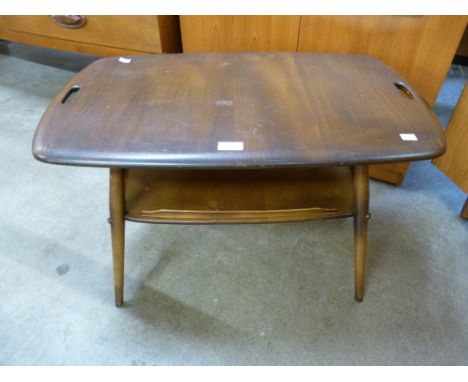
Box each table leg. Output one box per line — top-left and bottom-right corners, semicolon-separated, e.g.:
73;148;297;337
353;165;369;302
109;168;125;307
461;198;468;220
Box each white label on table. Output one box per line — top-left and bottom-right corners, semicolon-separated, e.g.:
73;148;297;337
399;133;418;141
217;141;244;151
118;57;132;64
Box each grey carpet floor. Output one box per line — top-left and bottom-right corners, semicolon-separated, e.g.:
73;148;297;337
0;41;467;365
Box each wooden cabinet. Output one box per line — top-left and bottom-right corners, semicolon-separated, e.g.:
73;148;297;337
180;15;467;185
0;16;181;55
433;83;468;217
180;16;301;52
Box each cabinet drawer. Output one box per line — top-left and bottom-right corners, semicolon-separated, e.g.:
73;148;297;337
1;16;174;54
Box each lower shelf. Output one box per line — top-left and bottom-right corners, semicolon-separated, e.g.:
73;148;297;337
125;167;355;224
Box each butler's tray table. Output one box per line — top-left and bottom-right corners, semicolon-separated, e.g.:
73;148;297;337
32;53;445;306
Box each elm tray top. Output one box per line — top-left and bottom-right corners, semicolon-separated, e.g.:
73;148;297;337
32;52;445;169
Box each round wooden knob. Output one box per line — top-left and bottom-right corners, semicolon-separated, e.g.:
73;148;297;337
50;15;87;29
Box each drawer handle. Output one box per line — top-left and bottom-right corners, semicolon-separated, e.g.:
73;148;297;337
50;15;87;29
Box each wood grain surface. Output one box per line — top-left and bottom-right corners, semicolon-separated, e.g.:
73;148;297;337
0;15;181;55
433;83;468;194
32;52;445;169
298;16;467;106
180;16;301;52
125;167;354;224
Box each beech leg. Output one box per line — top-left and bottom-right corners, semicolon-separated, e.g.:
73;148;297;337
353;165;369;302
109;168;125;307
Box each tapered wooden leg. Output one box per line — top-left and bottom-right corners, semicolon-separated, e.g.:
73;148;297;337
461;198;468;220
109;168;125;307
353;165;369;302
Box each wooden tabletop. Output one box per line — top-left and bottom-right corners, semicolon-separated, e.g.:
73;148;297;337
32;52;445;168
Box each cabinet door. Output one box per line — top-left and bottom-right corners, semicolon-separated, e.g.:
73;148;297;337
298;16;467;184
433;83;468;195
180;16;301;52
